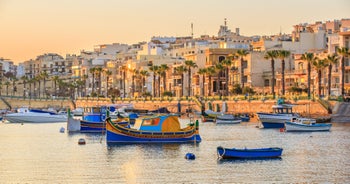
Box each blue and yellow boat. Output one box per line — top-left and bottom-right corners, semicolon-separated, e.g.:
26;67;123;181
106;115;201;144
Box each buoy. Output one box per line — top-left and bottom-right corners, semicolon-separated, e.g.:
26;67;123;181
279;128;285;132
78;138;86;145
185;153;196;160
59;127;65;133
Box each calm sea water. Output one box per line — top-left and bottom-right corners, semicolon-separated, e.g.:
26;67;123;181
0;118;349;183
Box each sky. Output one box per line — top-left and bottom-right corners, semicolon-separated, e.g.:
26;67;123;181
0;0;349;64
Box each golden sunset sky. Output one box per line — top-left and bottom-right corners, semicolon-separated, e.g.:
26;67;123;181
1;0;349;63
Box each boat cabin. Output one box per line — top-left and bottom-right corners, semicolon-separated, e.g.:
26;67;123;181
133;115;181;132
272;104;294;114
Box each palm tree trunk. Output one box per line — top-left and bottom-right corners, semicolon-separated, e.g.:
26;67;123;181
271;59;275;99
328;65;332;96
226;67;229;96
209;76;212;96
318;70;322;97
341;57;345;95
281;59;285;95
307;62;311;99
241;58;245;89
202;75;205;96
188;69;191;96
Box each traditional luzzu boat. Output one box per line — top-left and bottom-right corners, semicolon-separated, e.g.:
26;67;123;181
285;117;332;132
106;114;201;144
257;99;299;128
217;146;283;159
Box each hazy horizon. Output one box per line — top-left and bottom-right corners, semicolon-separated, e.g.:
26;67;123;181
1;0;349;64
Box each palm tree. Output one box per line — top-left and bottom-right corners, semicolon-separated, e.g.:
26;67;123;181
277;50;291;95
95;67;103;96
51;76;60;97
159;64;169;93
140;70;149;95
34;74;42;98
174;65;188;97
81;74;88;97
325;54;339;96
104;70;112;97
337;47;349;96
40;71;49;97
75;79;85;98
89;67;96;95
301;52;318;99
11;77;18;96
184;60;198;96
264;50;279;99
120;66;128;98
215;63;224;96
206;66;216;96
5;81;10;96
197;68;207;96
221;59;232;96
236;49;249;89
20;76;28;97
312;58;329;97
149;65;159;97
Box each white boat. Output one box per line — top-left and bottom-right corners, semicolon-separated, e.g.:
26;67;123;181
215;114;242;124
285;117;332;132
257;104;299;128
4;107;67;123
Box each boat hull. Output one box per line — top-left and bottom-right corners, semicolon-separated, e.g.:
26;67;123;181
257;113;297;128
216;119;241;124
5;113;67;123
106;118;201;144
217;146;283;159
285;122;332;132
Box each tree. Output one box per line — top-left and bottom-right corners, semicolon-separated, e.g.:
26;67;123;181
20;76;28;97
89;67;96;95
206;66;216;96
325;54;339;96
149;65;159;97
215;63;224;96
197;68;207;96
236;49;249;89
104;70;112;97
174;65;188;97
264;50;278;98
337;47;349;96
140;70;149;95
312;58;328;97
277;50;291;95
184;60;198;96
301;52;318;99
40;71;49;97
120;66;128;98
51;76;60;97
221;59;232;96
159;64;169;94
95;67;103;96
5;81;10;96
11;77;18;96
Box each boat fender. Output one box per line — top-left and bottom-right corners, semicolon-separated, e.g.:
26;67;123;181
185;153;196;160
59;127;65;133
78;138;86;145
279;128;285;132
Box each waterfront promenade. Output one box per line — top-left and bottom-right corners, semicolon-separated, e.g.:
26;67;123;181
0;96;335;117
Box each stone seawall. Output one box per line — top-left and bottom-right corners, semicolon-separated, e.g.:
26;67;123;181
0;97;331;116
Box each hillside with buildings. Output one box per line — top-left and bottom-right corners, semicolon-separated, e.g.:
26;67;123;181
0;18;350;103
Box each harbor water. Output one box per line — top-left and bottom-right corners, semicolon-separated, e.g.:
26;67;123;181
0;119;349;183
